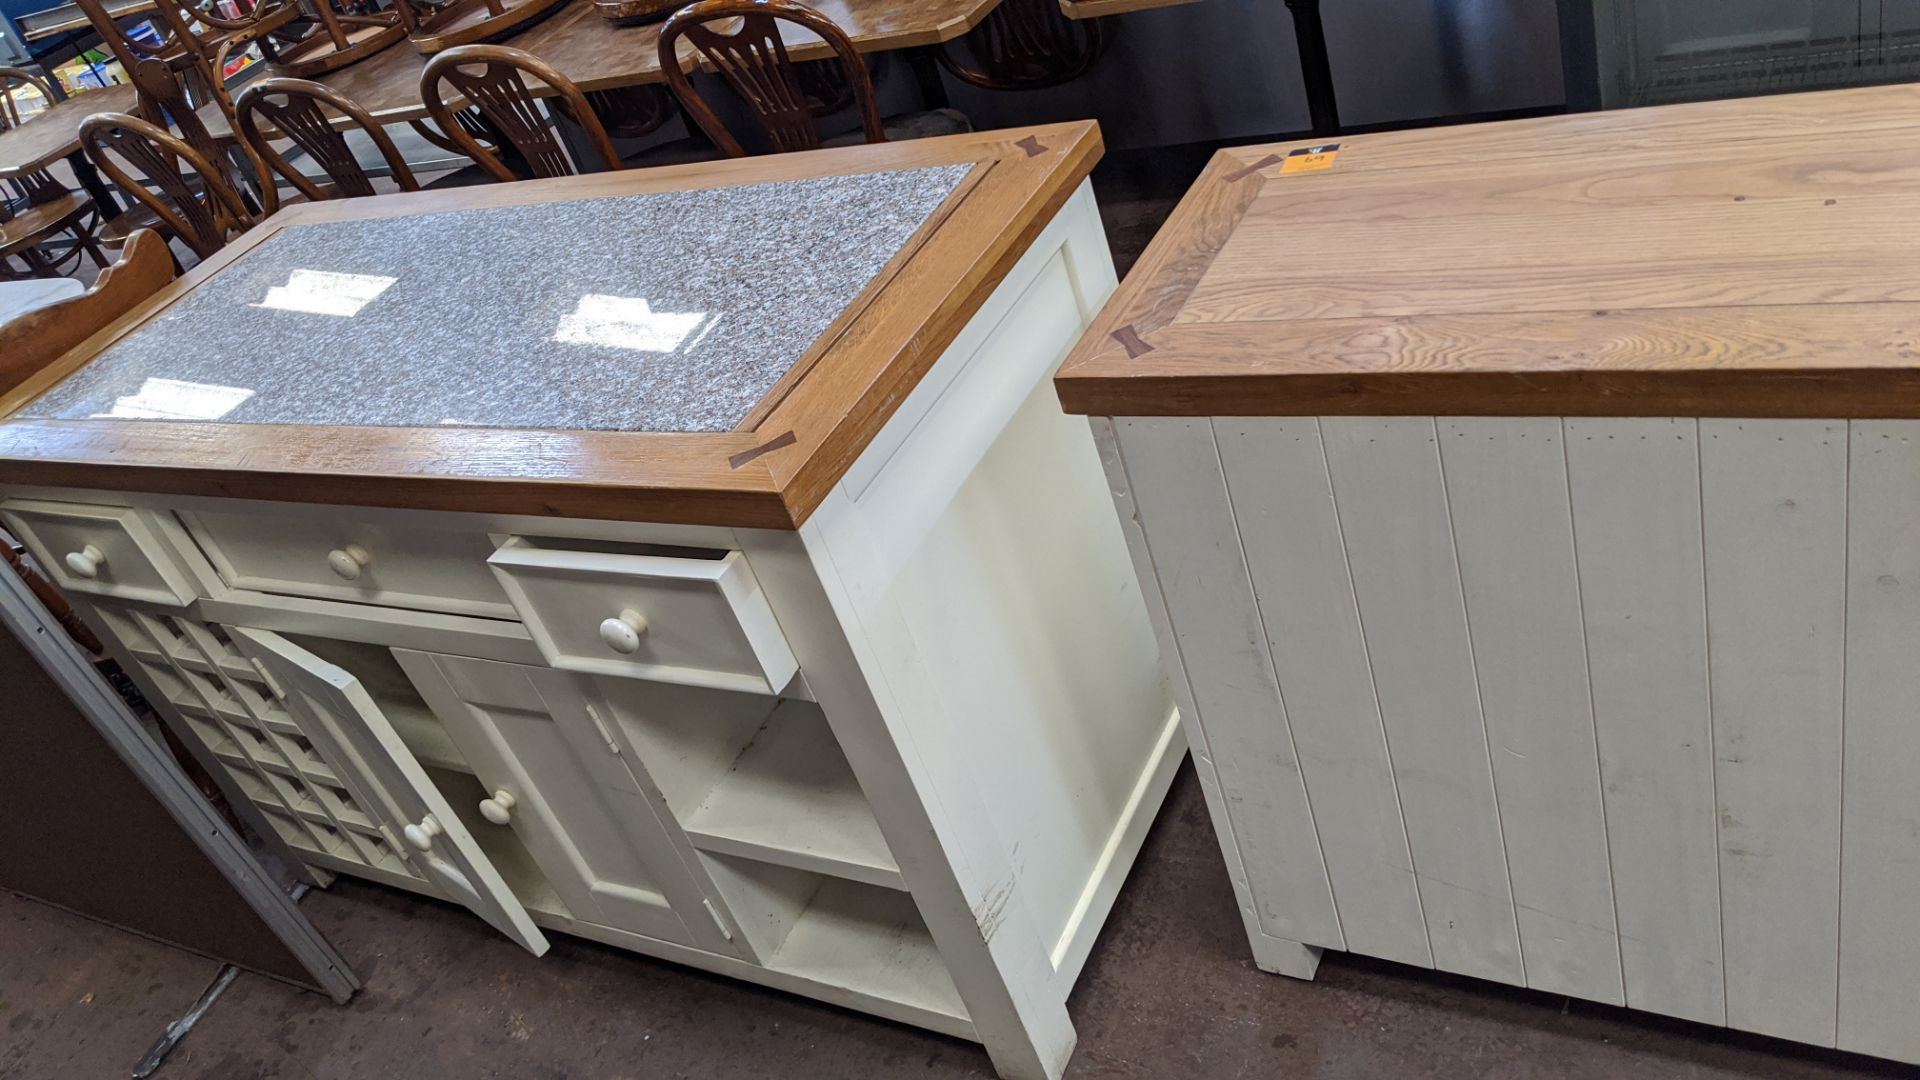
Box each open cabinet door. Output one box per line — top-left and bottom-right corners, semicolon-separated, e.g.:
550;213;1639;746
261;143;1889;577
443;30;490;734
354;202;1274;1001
229;627;550;957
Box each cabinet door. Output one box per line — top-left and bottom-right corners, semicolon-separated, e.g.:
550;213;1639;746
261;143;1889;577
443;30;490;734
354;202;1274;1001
231;628;549;956
394;650;739;955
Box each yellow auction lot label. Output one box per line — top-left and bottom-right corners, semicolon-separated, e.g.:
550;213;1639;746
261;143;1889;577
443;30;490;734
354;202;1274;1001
1279;143;1340;173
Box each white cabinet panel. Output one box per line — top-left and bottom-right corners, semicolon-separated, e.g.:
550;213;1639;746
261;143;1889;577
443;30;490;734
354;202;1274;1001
230;628;549;955
1564;418;1725;1027
396;650;740;956
1699;420;1845;1048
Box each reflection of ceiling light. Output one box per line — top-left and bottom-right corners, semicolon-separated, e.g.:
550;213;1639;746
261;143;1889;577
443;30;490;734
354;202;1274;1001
254;269;397;317
91;377;254;420
553;295;705;352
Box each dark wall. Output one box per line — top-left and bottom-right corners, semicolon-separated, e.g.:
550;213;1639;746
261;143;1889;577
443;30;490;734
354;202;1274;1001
933;0;1566;151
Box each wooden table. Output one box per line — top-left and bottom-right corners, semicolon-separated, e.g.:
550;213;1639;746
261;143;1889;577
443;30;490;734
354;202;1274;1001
0;82;138;213
17;0;157;41
0;124;1182;1080
1056;83;1920;1068
200;0;1004;140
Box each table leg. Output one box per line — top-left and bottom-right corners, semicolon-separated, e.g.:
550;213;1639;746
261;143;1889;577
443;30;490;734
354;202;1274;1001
905;46;951;112
1283;0;1340;136
66;148;121;216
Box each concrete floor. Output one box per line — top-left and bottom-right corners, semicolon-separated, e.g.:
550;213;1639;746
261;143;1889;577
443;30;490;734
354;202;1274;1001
2;765;1907;1079
3;147;1913;1080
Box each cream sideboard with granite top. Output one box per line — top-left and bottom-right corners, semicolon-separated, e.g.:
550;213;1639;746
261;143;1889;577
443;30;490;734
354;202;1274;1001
0;124;1178;1080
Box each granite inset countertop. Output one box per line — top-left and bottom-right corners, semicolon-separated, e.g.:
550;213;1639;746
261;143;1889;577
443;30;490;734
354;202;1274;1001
23;164;972;433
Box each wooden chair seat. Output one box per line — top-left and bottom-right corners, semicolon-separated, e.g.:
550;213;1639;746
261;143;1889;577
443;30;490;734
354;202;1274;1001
0;194;94;261
97;202;167;249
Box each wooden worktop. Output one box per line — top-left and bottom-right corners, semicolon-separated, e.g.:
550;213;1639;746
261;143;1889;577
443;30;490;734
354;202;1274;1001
1054;83;1920;419
0;123;1100;528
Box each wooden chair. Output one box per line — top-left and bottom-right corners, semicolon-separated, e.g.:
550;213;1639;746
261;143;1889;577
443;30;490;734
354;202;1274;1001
0;68;108;279
937;0;1109;91
0;65;51;130
0;228;173;396
71;0;278;108
659;0;968;157
658;0;885;156
420;45;622;182
80;110;257;259
236;78;419;203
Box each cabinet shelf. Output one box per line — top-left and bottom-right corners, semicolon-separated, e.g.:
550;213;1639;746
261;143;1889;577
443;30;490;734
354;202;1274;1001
684;702;904;890
765;879;967;1026
383;699;473;774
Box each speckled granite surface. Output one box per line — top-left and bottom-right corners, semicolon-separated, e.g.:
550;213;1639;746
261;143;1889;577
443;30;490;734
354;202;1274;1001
23;165;972;432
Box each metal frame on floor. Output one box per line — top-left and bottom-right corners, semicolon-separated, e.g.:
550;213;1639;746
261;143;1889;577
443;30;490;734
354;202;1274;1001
0;558;359;1005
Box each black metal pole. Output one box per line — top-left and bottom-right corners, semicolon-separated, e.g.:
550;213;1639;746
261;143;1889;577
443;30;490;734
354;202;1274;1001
1284;0;1339;136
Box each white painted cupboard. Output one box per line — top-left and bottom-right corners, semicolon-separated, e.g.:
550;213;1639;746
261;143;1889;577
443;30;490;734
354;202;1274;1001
1053;94;1920;1066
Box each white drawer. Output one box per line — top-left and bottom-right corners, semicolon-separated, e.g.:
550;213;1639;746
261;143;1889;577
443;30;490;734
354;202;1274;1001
182;509;516;619
487;538;798;695
1;500;199;607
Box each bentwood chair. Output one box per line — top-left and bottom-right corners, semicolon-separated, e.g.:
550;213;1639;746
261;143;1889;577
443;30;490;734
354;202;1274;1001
937;0;1110;91
236;79;420;203
0;228;173;396
0;69;109;279
80;110;257;260
421;45;623;182
71;0;293;109
659;0;968;158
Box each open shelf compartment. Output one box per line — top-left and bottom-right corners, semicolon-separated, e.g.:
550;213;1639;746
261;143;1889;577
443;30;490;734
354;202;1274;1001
700;853;967;1029
682;701;904;890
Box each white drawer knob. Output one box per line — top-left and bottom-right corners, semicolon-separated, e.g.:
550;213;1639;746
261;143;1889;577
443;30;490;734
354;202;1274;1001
598;610;648;654
64;544;106;579
479;790;516;825
402;813;444;852
327;544;372;582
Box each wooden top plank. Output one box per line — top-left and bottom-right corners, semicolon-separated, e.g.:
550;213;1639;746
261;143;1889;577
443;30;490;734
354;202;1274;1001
1053;83;1920;418
0;123;1102;528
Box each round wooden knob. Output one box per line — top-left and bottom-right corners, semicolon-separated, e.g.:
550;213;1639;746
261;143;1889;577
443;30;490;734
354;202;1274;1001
479;790;516;825
327;544;372;582
402;814;444;852
64;544;106;579
598;610;648;654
